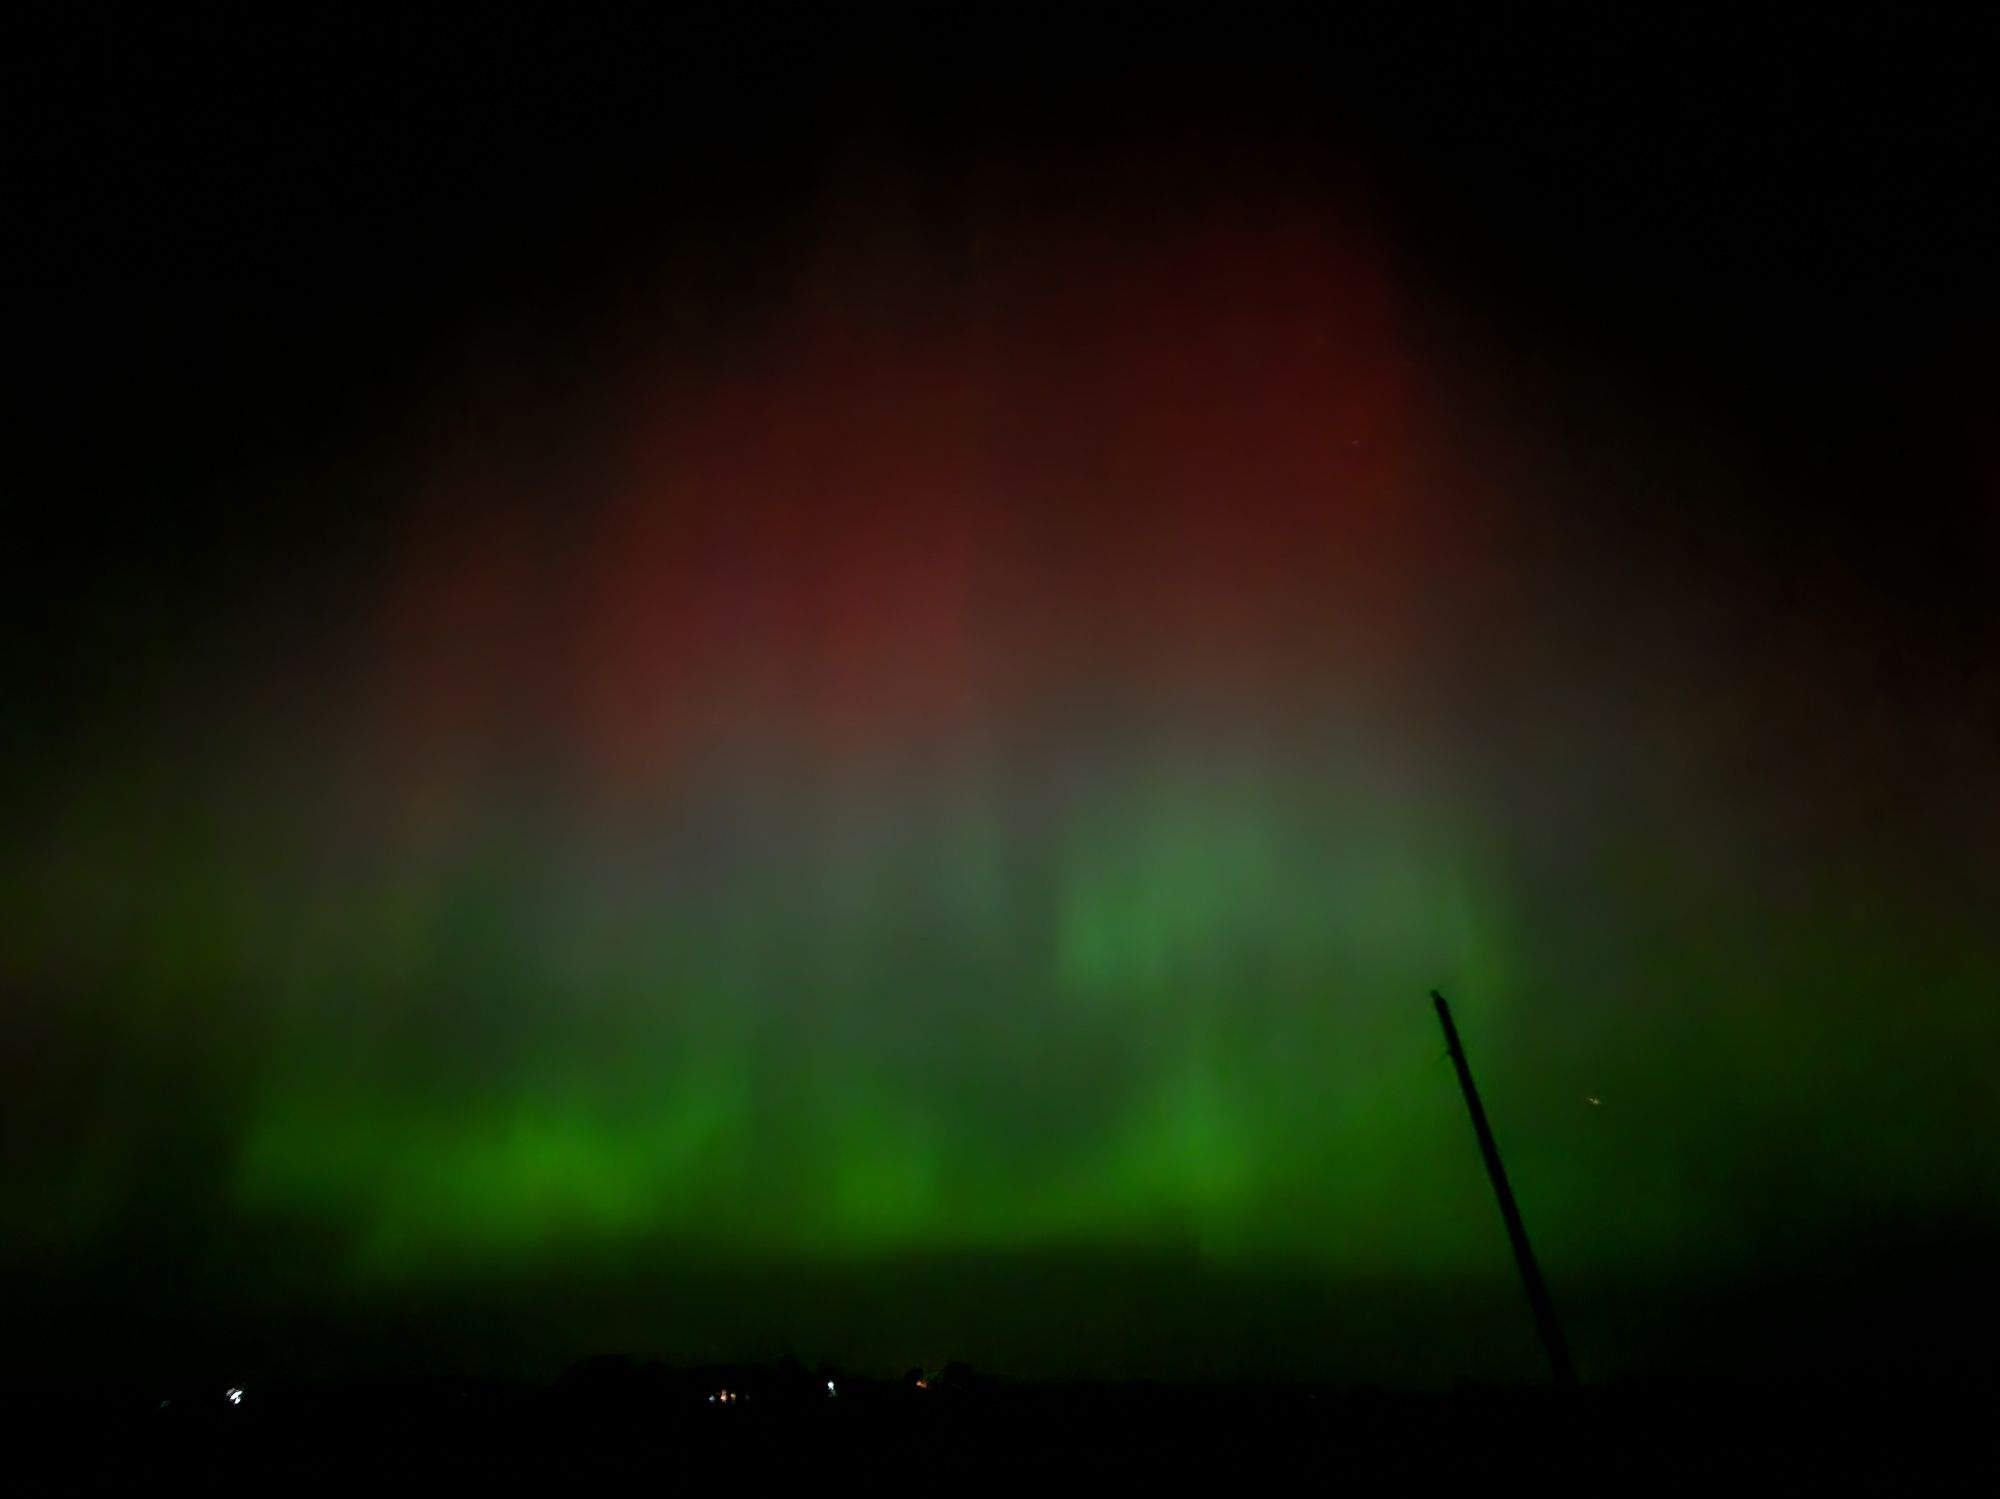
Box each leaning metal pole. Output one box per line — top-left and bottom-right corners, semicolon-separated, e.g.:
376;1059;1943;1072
1431;989;1578;1387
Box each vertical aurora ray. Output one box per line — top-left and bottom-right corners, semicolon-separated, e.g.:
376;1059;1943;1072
209;175;1529;1279
7;126;1997;1384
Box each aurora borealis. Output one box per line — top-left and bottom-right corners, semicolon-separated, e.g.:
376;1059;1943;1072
8;17;1998;1389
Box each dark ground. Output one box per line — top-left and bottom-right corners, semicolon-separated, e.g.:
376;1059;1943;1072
15;1362;1998;1485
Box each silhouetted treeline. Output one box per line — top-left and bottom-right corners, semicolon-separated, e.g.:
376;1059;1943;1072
12;1359;1998;1486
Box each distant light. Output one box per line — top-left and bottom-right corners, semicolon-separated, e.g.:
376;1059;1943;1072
226;1388;244;1406
826;1380;837;1396
915;1378;928;1390
1587;1096;1602;1106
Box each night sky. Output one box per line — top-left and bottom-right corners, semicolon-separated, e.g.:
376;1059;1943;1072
8;15;1997;1390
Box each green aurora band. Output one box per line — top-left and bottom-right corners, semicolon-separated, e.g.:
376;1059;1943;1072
5;173;1996;1380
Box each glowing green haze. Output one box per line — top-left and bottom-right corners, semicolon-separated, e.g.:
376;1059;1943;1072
6;157;1997;1387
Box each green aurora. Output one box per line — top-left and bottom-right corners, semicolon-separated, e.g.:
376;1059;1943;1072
6;126;1997;1387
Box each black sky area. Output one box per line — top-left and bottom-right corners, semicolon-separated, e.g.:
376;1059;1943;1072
7;11;1998;1394
19;12;1995;610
